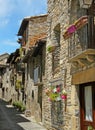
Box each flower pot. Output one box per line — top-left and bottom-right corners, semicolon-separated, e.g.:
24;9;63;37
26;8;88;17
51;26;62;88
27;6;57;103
63;30;73;40
67;25;76;33
47;45;55;52
74;16;88;30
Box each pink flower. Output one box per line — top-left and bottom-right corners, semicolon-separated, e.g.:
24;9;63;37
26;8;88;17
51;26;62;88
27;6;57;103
67;25;76;33
56;87;60;92
48;97;51;101
61;95;67;100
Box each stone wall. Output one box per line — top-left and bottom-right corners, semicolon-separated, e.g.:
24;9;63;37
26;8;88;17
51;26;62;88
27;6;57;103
25;45;47;122
44;0;80;130
24;14;47;115
29;15;47;36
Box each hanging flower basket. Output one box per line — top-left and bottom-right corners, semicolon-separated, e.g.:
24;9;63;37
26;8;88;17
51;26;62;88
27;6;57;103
45;86;67;101
67;24;76;33
47;45;56;53
63;25;76;40
74;16;88;30
63;16;88;40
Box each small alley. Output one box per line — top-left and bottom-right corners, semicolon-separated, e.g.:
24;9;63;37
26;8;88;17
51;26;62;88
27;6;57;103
0;1;95;130
0;99;46;130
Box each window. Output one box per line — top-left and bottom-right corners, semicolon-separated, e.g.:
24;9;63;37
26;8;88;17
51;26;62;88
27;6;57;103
51;101;63;128
50;84;63;128
52;24;60;74
84;86;93;121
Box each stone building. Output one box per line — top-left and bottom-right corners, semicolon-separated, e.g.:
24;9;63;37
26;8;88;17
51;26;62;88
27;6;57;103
6;49;24;103
44;0;95;130
0;53;9;100
17;14;47;122
1;1;94;130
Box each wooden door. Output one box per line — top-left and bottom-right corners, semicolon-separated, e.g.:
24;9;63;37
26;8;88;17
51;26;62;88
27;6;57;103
80;82;95;130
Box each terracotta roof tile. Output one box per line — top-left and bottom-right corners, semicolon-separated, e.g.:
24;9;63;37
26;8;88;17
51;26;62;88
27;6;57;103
29;33;47;47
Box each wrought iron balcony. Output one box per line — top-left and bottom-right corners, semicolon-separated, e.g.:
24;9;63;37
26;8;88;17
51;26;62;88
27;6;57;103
68;15;95;73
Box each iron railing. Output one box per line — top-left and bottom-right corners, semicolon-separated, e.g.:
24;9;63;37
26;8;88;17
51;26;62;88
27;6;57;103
68;16;95;59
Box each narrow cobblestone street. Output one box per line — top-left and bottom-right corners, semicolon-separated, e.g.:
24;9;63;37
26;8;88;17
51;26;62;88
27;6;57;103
0;99;47;130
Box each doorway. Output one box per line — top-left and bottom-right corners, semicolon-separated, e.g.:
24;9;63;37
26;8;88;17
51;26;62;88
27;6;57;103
38;85;42;121
80;82;95;130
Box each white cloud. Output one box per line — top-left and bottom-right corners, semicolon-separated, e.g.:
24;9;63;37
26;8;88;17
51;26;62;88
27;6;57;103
0;0;47;54
1;39;19;47
0;19;9;27
0;0;14;18
0;0;47;20
13;0;47;16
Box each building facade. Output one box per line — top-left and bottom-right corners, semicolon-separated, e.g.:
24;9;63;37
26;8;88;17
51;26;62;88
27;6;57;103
17;14;47;122
0;53;9;100
6;49;24;103
44;0;95;130
0;1;94;130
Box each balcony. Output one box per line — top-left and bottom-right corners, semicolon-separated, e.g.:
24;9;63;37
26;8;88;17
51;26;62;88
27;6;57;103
68;16;95;73
34;66;42;85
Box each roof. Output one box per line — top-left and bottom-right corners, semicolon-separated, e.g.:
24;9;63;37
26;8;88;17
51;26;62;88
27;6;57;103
22;38;46;62
7;49;20;64
29;33;47;47
7;53;15;63
0;53;9;61
17;14;47;36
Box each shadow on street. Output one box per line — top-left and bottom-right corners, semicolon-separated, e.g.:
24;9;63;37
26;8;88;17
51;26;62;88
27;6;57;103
0;99;31;130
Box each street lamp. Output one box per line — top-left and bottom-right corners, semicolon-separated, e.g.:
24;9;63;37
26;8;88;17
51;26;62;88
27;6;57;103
79;0;93;8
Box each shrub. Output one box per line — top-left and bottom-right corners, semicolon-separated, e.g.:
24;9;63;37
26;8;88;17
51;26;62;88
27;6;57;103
12;101;26;112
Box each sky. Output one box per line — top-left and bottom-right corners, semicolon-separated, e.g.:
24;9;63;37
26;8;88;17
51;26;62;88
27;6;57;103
0;0;47;55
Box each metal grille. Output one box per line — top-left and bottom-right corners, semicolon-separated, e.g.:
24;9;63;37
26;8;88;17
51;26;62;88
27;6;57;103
51;84;63;130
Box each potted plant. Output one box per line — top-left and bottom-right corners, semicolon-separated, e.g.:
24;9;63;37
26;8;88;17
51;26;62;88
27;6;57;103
67;24;76;33
45;86;61;101
74;16;88;30
45;86;67;101
47;45;56;52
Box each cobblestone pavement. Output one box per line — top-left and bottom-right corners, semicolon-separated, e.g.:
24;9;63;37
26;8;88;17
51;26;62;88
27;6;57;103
0;99;47;130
